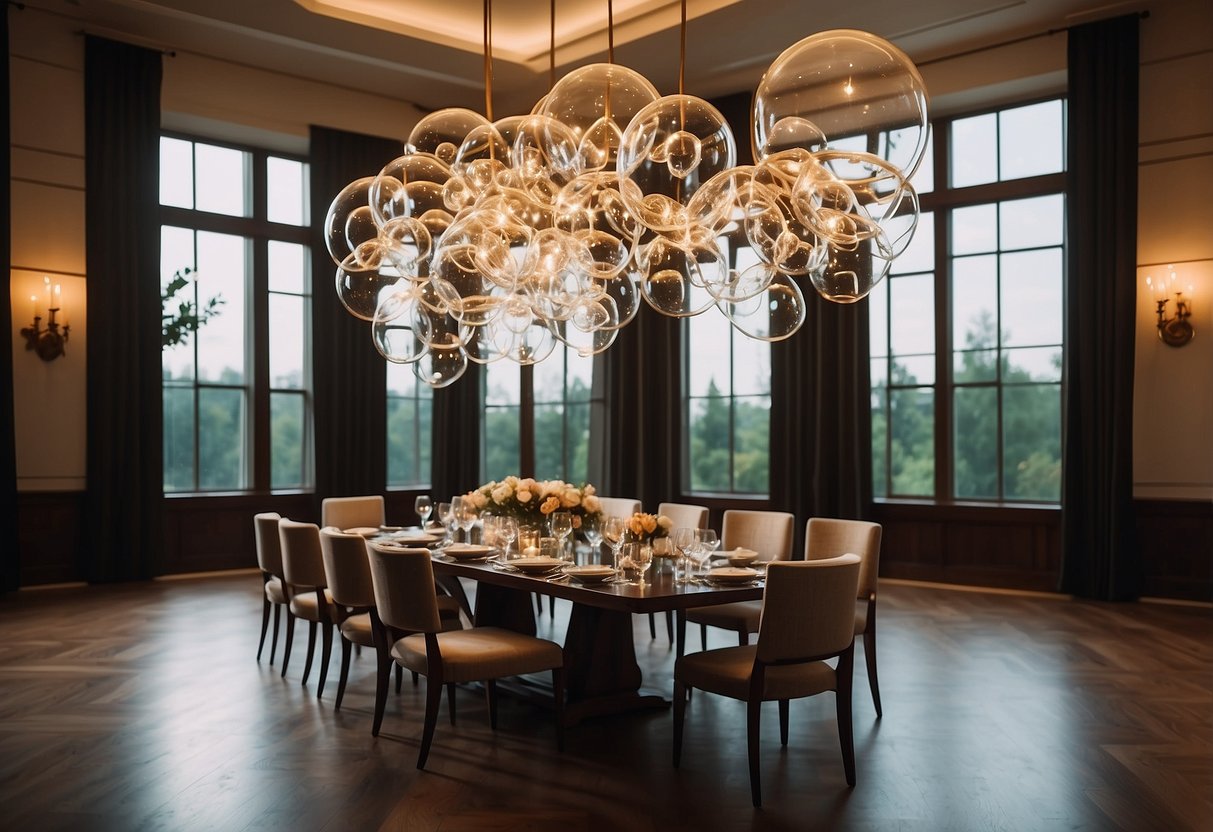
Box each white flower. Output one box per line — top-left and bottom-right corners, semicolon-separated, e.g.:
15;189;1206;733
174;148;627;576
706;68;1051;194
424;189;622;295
583;495;601;513
491;483;511;504
583;483;596;496
517;489;533;504
657;515;673;530
472;492;487;508
562;488;582;508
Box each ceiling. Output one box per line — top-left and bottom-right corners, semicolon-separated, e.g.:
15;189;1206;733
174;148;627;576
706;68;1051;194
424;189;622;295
44;0;1142;114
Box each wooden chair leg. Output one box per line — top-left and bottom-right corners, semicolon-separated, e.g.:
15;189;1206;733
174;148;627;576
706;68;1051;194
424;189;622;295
485;679;498;729
552;667;565;752
417;672;444;769
747;697;763;807
334;635;353;711
664;610;674;643
280;613;296;677
864;629;882;718
300;621;317;686
395;664;403;693
738;629;748;647
372;652;392;737
317;622;334;698
838;646;857;786
535;593;543;615
411;670;419;686
648;612;657;639
672;681;688;767
447;683;458;725
257;596;272;660
779;699;790;746
269;604;282;665
700;623;708;650
548;595;555;617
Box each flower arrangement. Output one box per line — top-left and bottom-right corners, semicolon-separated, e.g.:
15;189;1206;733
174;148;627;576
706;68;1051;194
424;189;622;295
624;512;673;544
465;477;602;529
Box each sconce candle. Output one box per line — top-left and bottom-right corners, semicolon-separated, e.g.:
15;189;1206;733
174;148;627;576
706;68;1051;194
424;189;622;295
1146;265;1194;347
20;277;70;361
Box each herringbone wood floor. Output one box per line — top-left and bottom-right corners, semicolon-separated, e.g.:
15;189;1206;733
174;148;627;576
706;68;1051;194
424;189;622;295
1;574;1209;831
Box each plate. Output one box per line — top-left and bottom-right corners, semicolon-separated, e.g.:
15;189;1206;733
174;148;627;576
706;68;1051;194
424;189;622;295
378;525;404;533
343;527;380;538
726;548;759;567
510;556;566;574
706;566;760;584
443;543;495;560
562;565;616;584
392;531;439;544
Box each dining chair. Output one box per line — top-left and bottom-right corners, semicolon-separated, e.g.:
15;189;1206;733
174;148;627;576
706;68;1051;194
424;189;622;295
683;509;795;651
278;518;344;697
654;502;710;642
804;517;884;718
674;553;862;807
321;495;385;531
366;543;566;769
253;511;287;663
319;528;465;715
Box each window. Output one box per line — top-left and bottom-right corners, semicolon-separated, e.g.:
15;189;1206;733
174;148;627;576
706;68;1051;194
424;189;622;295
870;99;1066;504
386;363;433;488
160;136;311;493
684;245;772;496
480;347;599;484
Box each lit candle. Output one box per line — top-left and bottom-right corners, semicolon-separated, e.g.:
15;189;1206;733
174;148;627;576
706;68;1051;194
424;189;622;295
30;294;38;320
53;283;61;312
522;545;539;559
43;276;51;313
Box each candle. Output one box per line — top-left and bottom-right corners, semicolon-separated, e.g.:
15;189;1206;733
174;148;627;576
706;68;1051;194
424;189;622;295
43;276;51;314
30;294;38;320
52;283;61;311
522;546;539;559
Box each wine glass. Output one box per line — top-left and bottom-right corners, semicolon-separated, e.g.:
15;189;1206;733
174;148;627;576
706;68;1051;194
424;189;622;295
449;496;466;542
582;514;604;562
456;499;478;543
602;516;627;582
550;511;574;562
415;495;433;528
694;528;719;577
671;527;695;584
436;501;453;543
624;542;652;586
497;516;518;557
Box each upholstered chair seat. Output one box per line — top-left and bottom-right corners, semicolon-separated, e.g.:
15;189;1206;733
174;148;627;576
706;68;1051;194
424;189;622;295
392;628;563;682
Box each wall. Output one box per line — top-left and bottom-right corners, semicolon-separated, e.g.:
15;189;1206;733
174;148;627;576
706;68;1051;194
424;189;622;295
8;2;1212;594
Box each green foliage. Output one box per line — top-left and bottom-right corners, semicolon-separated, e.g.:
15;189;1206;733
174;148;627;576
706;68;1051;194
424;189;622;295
162;267;225;349
687;380;770;494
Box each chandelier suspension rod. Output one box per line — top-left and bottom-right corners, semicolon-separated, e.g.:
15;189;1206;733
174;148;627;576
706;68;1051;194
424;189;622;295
482;0;494;121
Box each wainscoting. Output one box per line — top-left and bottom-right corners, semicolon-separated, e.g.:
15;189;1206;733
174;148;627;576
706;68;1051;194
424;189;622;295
13;493;1213;601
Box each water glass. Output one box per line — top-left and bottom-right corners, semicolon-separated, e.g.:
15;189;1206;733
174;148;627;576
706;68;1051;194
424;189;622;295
414;495;433;527
497;516;518;557
582;514;603;560
671;527;695;584
436;501;453;542
550;511;574;561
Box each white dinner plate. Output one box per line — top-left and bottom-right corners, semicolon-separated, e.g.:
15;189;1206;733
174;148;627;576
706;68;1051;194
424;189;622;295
510;556;566;574
392;531;439;544
343;527;380;538
562;565;616;584
442;543;495;560
706;566;760;585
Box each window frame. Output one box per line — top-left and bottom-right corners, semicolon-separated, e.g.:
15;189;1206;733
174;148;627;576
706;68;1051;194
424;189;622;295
159;132;313;495
871;96;1067;506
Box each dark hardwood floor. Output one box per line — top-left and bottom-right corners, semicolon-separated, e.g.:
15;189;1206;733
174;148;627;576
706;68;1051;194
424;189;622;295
1;574;1210;831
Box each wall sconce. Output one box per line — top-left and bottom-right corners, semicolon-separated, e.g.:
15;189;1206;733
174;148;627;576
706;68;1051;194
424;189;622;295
20;276;70;361
1145;265;1194;348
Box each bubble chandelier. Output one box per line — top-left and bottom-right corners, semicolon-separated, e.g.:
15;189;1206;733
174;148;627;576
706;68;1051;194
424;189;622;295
324;0;929;387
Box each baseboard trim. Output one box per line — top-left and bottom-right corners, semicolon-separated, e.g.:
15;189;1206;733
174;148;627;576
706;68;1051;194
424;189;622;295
881;577;1071;600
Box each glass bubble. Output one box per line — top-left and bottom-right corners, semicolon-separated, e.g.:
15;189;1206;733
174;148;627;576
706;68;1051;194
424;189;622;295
324;177;378;269
378;216;432;279
618;95;736;234
372;289;431;363
413;344;468;387
370;153;451;226
541;63;659;172
408;108;492;165
753;29;929;178
719;271;806;341
686;166;771;236
704;259;777;304
454;122;510;173
335;265;404;321
590;273;640;330
463;320;509;364
510;114;580;185
494;319;556;365
549;300;620;357
808;238;892;303
636;237;720;317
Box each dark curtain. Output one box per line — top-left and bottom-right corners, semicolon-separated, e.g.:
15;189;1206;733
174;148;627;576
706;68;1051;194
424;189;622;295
308;126;400;509
769;289;872;557
430;364;482;502
83;36;163;582
1060;15;1141;600
1;5;19;592
599;304;681;509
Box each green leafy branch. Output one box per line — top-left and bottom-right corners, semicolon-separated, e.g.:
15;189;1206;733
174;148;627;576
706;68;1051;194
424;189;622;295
162;267;225;349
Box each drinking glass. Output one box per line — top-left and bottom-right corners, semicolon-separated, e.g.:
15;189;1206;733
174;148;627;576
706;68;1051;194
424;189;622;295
624;542;652;586
481;514;499;548
671;527;695;584
414;495;433;527
436;501;453;543
690;528;718;577
456;499;478;542
550;511;574;562
603;516;627;582
449;496;465;542
497;516;518;557
582;513;604;562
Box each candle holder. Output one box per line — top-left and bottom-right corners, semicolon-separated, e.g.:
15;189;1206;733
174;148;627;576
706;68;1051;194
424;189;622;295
1146;266;1195;348
20;307;70;361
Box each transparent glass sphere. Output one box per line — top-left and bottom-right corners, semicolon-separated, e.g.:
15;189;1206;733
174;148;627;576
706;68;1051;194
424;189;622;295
753;29;929;178
378;216;432;280
510;114;580;185
413;344;468;387
719;271;806;341
808;238;892;303
541;63;660;172
495;319;556;366
372;289;431;363
336;265;404;322
588;272;640;331
617;94;736;235
636;237;721;317
370;153;451;227
408;108;492;165
324;177;379;270
453;123;510;177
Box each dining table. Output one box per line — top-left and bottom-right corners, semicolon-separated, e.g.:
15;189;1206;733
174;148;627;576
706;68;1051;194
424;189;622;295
426;551;764;726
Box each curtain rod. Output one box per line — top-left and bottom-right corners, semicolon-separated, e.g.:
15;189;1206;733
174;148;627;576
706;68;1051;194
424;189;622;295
916;9;1148;68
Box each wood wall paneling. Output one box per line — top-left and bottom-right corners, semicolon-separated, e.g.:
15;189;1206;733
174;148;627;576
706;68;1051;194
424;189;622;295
1136;498;1213;601
16;491;85;585
159;493;314;576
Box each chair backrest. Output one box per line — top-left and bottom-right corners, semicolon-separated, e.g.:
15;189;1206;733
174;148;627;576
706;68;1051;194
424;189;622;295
722;510;795;561
253;511;283;576
366;544;443;634
658;502;709;531
805;517;882;600
321;495;385;530
598;496;642;520
278;518;328;588
756;554;861;663
320;527;376;608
